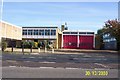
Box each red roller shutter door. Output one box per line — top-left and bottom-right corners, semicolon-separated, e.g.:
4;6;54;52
79;35;94;49
63;35;77;49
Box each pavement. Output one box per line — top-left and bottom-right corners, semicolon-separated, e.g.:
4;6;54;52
55;49;118;53
4;48;119;54
2;67;119;78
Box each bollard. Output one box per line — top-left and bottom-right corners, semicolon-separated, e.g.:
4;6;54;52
11;45;13;52
38;47;40;53
45;47;47;53
52;48;54;53
30;47;32;53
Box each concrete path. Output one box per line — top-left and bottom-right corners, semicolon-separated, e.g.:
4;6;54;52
2;67;119;78
4;48;118;54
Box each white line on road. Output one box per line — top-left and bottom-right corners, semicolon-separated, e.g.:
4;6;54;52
39;67;55;69
94;63;108;68
83;55;92;57
65;68;80;69
24;61;31;62
29;57;35;58
9;66;16;67
7;66;81;70
6;60;17;62
39;62;56;63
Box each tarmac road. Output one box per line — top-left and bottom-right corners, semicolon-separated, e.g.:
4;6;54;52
1;52;119;79
2;52;119;69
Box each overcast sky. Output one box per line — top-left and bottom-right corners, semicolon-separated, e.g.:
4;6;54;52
2;2;118;33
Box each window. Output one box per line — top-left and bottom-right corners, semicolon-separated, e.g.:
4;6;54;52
28;30;33;35
45;29;50;35
86;32;94;34
51;30;56;35
79;32;86;34
34;30;38;35
71;32;77;34
63;32;70;34
22;30;27;35
39;30;44;35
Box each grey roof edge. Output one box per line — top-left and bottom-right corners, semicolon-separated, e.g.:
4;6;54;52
22;26;58;28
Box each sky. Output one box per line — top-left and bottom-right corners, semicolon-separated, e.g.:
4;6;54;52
2;2;118;33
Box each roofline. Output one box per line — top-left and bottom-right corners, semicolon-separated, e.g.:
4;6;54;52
22;27;58;28
62;30;94;32
1;20;22;29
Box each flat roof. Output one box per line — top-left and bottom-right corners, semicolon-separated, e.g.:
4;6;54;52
63;30;94;32
1;21;22;29
22;26;58;28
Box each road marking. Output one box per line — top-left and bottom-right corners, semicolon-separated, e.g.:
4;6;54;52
94;68;110;70
6;60;16;62
24;61;31;62
94;63;108;68
29;57;35;58
65;68;79;69
39;67;54;69
73;58;79;60
39;62;56;63
84;55;92;57
9;66;16;67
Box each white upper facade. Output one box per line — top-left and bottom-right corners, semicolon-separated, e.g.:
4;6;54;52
62;30;94;35
22;27;58;39
0;21;22;40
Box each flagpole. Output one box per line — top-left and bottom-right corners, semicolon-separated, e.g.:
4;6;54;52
0;0;4;51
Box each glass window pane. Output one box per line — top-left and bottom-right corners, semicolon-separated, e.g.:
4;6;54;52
63;32;70;34
79;32;86;34
71;32;77;34
28;30;33;35
34;30;38;35
51;30;56;35
39;30;44;35
86;32;94;34
23;30;27;35
45;29;50;35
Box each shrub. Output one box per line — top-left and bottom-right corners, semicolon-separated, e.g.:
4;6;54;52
34;42;38;48
38;42;44;48
2;42;7;51
46;44;50;49
22;41;39;48
22;41;30;48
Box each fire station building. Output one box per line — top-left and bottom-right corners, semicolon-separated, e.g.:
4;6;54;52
1;21;95;50
62;30;95;49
